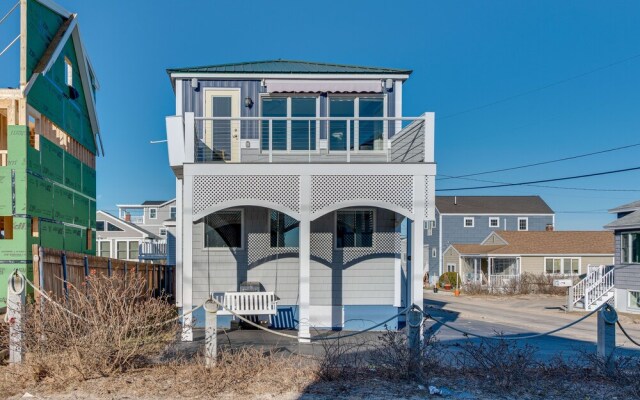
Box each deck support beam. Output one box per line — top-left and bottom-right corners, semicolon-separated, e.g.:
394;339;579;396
181;175;194;341
298;175;311;343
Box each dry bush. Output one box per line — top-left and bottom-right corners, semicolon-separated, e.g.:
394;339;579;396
17;273;179;385
316;334;371;381
454;338;538;391
465;273;570;296
462;281;487;295
370;328;440;381
580;352;640;398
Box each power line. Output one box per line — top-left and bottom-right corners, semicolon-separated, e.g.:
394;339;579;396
437;142;640;181
438;174;640;192
439;51;640;121
0;2;19;25
436;166;640;192
0;34;19;57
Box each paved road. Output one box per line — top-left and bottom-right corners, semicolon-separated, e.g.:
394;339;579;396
423;291;640;359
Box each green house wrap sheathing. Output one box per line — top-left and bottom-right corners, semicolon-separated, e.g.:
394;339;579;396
26;0;96;154
0;2;99;308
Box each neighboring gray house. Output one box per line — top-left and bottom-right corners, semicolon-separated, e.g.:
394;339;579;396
424;196;555;284
96;211;161;261
605;200;640;314
164;60;436;342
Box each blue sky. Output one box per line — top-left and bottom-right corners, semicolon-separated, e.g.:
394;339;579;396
1;0;639;229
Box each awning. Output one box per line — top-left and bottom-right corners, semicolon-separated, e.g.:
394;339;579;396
265;79;383;93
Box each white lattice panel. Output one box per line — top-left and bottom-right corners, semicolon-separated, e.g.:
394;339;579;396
310;231;401;265
311;175;413;215
193;175;300;215
247;232;299;265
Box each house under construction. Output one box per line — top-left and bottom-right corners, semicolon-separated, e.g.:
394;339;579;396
0;0;101;307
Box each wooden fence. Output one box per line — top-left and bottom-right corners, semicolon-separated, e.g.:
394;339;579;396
32;245;175;303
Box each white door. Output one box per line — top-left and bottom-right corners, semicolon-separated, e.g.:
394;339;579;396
204;89;241;162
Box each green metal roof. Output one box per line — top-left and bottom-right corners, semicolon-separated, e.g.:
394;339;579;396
167;60;412;75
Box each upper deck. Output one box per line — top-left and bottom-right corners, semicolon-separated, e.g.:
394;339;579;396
165;60;435;169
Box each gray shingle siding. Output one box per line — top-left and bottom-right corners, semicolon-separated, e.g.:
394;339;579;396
191;206;401;308
615;264;640;291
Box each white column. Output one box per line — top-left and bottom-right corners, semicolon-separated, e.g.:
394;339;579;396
394;80;402;135
423;112;435;163
175;178;183;308
181;175;194;341
298;175;311;343
411;176;426;309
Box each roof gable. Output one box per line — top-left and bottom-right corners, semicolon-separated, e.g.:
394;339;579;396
604;210;640;230
608;200;640;214
97;211;160;239
436;196;554;215
167;60;412;75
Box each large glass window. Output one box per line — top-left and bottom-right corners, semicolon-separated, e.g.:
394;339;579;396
545;258;579;275
358;98;384;150
117;241;127;259
329;98;355;151
270;211;299;248
204;210;242;248
99;241;110;258
336;210;374;248
261;98;287;150
329;97;385;151
291;97;317;150
129;241;139;260
621;233;640;264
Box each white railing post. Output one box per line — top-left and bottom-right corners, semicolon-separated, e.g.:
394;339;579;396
346;120;351;163
268;119;273;163
184;112;195;163
7;271;26;364
308;119;312;163
204;300;217;368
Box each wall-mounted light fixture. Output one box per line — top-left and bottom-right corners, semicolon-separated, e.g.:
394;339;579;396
244;97;254;108
382;78;394;91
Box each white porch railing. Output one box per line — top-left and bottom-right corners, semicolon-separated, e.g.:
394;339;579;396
488;274;519;288
190;115;432;164
213;292;278;316
568;265;615;311
139;241;167;260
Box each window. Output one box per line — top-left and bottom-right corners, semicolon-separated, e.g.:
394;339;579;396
336;209;374;248
329;97;385;151
96;221;105;231
518;217;528;231
116;241;127;259
432;248;437;258
64;57;73;87
629;291;640;310
0;216;13;240
464;217;474;228
261;96;318;151
204;210;242;248
447;264;456;272
170;207;177;220
107;222;123;232
270;211;299;248
99;241;110;258
621;232;640;264
545;258;580;275
159;228;167;236
149;208;157;219
129;241;139;260
32;217;39;238
489;217;499;228
86;228;92;250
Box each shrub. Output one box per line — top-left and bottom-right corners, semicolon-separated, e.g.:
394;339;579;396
438;272;461;289
19;274;179;384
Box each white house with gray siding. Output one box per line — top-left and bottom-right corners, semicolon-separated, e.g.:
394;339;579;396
605;200;640;314
424;196;555;284
164;60;436;342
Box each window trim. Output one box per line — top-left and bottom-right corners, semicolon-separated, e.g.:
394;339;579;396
98;240;111;258
334;208;376;250
518;217;529;231
544;257;581;276
170;206;177;220
447;263;456;273
620;232;640;264
203;208;244;250
489;217;500;228
327;94;388;153
269;210;300;249
128;240;140;260
259;94;321;153
432;247;437;258
149;208;158;219
464;217;474;228
116;240;128;260
629;290;640;310
159;228;167;236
